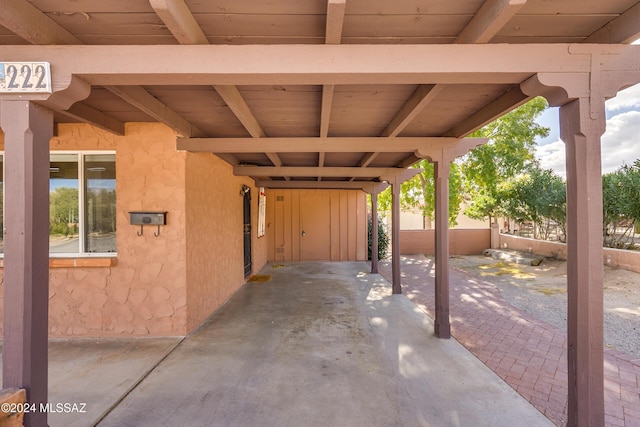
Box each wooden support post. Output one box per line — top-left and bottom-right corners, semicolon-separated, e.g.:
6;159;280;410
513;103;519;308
1;101;52;427
560;97;605;427
370;191;379;274
434;157;451;338
391;180;401;294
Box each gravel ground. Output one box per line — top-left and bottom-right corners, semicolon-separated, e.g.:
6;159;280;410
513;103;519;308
450;254;640;358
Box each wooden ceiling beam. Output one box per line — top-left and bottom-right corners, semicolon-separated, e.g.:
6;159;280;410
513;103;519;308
234;166;404;178
51;103;125;135
150;0;266;141
584;3;640;44
0;0;82;44
381;84;444;137
177;136;487;153
358;152;379;167
456;0;528;44
1;44;614;86
396;155;421;169
256;180;388;193
265;152;289;180
320;0;345;137
149;0;208;44
213;85;266;138
326;0;347;45
105;85;204;137
320;85;335;138
380;1;527;139
444;86;531;138
1;0;202;136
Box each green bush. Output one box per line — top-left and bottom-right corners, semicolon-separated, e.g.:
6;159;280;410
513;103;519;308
49;222;70;236
368;214;389;260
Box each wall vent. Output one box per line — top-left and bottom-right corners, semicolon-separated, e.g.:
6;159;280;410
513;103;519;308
276;195;285;202
276;247;285;254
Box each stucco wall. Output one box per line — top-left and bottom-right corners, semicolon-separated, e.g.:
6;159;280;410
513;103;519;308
499;233;640;273
399;229;491;255
185;153;267;332
0;122;267;337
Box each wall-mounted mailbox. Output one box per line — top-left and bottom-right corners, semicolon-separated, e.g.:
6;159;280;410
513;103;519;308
129;211;167;236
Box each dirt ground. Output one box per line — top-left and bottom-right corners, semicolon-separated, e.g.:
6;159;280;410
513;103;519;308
449;254;640;358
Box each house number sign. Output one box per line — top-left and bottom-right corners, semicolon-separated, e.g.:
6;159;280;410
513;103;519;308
0;62;52;93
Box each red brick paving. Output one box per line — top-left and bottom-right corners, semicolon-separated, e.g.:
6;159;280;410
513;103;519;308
378;255;640;427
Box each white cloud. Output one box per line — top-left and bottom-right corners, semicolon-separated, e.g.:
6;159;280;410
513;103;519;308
601;110;640;172
606;83;640;112
536;139;566;177
535;111;640;177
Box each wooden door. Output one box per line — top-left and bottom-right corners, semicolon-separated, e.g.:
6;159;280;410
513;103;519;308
300;195;331;260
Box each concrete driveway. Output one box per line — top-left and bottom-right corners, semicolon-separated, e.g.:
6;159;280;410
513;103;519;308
2;262;553;427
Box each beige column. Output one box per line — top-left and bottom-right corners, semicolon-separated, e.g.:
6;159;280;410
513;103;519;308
1;101;53;427
560;97;605;427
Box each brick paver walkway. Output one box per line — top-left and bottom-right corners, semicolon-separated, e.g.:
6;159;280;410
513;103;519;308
378;255;640;426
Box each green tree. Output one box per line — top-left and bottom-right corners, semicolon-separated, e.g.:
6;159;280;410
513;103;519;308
377;162;463;227
50;187;79;236
602;160;640;248
462;97;550;223
500;166;566;240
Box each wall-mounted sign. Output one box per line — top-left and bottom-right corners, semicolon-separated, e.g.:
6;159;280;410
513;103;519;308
0;62;52;93
258;187;266;238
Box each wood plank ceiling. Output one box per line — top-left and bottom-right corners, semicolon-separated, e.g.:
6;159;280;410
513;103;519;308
1;0;639;186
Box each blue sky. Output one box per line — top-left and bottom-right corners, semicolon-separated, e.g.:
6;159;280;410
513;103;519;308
535;83;640;178
535;41;640;178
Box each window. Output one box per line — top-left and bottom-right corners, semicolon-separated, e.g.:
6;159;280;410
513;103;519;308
0;151;115;256
49;153;116;254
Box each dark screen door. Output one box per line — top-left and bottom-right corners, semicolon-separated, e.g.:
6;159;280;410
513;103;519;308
243;188;252;277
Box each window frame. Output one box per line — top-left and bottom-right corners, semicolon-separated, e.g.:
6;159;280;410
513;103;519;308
0;150;117;259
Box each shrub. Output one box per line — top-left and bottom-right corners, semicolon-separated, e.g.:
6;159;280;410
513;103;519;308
368;214;389;260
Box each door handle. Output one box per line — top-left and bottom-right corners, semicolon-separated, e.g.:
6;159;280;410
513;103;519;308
302;230;306;237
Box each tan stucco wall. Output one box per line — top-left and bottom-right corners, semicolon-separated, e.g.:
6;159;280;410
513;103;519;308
184;153;267;332
499;233;640;273
0;122;267;337
399;229;491;256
